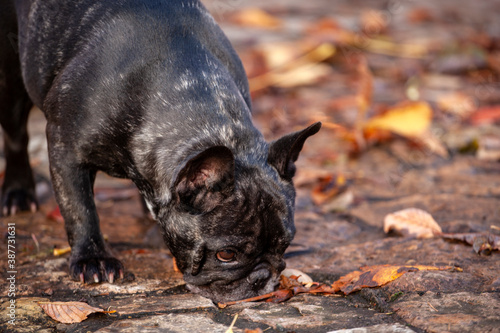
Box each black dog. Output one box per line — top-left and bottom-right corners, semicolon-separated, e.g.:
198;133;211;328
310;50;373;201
0;0;320;302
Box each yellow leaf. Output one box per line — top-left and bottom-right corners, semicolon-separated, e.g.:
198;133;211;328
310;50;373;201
53;246;71;256
364;101;432;137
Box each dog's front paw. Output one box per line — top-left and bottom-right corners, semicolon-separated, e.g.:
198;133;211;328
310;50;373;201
70;256;124;284
1;188;37;216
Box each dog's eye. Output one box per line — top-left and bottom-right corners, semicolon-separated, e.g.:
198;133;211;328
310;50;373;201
216;249;236;262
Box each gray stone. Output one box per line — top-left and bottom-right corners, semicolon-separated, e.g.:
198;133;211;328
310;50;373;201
108;293;215;316
95;313;242;333
326;323;417;333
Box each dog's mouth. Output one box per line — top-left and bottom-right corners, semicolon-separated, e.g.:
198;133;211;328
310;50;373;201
185;262;281;303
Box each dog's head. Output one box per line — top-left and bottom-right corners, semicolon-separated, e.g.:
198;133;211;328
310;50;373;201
159;122;320;303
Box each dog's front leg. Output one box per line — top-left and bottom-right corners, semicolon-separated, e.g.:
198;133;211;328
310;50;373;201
48;143;123;284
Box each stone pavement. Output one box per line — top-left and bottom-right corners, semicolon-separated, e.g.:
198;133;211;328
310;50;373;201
1;0;500;332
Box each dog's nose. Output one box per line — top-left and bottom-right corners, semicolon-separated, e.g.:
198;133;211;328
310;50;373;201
277;259;286;273
247;264;271;286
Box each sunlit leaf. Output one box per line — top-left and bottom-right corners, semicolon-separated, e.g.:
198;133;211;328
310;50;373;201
53;246;71;256
384;208;442;239
230;8;282;29
364;101;433;137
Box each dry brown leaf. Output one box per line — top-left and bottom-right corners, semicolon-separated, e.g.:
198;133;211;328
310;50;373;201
384;208;442;239
332;265;461;295
361;10;388;35
440;233;500;254
415;132;449;159
244;329;263;333
229;8;282;29
437;92;476;118
219;264;462;307
305;18;427;58
248;43;335;91
218;263;464;308
39;301;114;324
281;268;313;285
407;8;434;23
311;174;348;205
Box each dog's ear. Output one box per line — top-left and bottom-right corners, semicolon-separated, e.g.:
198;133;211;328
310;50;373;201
268;122;321;180
175;146;234;213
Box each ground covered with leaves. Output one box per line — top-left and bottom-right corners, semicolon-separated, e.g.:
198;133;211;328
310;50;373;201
1;0;499;332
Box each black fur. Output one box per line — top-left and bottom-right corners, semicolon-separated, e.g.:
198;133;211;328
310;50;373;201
0;0;320;303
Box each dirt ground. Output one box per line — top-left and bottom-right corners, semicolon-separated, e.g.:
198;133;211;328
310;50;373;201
1;0;500;332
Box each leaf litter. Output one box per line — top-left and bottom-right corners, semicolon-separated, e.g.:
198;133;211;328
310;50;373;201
383;208;500;254
218;265;461;308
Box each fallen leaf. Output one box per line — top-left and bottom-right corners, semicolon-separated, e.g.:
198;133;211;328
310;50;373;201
437;92;476;118
53;246;71;256
361;10;388;35
407;7;434;23
332;265;461;295
476;135;500;161
384;208;442;238
39;301;115;324
306;18;427;58
311;174;348;205
248;42;335;91
218;264;461;307
364;101;433;138
244;329;263;333
281;268;313;285
440;233;500;254
415;132;449;159
47;206;64;223
229;8;282;29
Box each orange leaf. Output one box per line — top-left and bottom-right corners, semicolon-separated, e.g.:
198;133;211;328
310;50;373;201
39;301;114;324
311;174;348;205
383;208;442;239
469;105;500;125
334;265;461;295
229;8;282;29
53;246;71;256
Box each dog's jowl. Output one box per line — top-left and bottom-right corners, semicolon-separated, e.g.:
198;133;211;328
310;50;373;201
0;0;321;302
